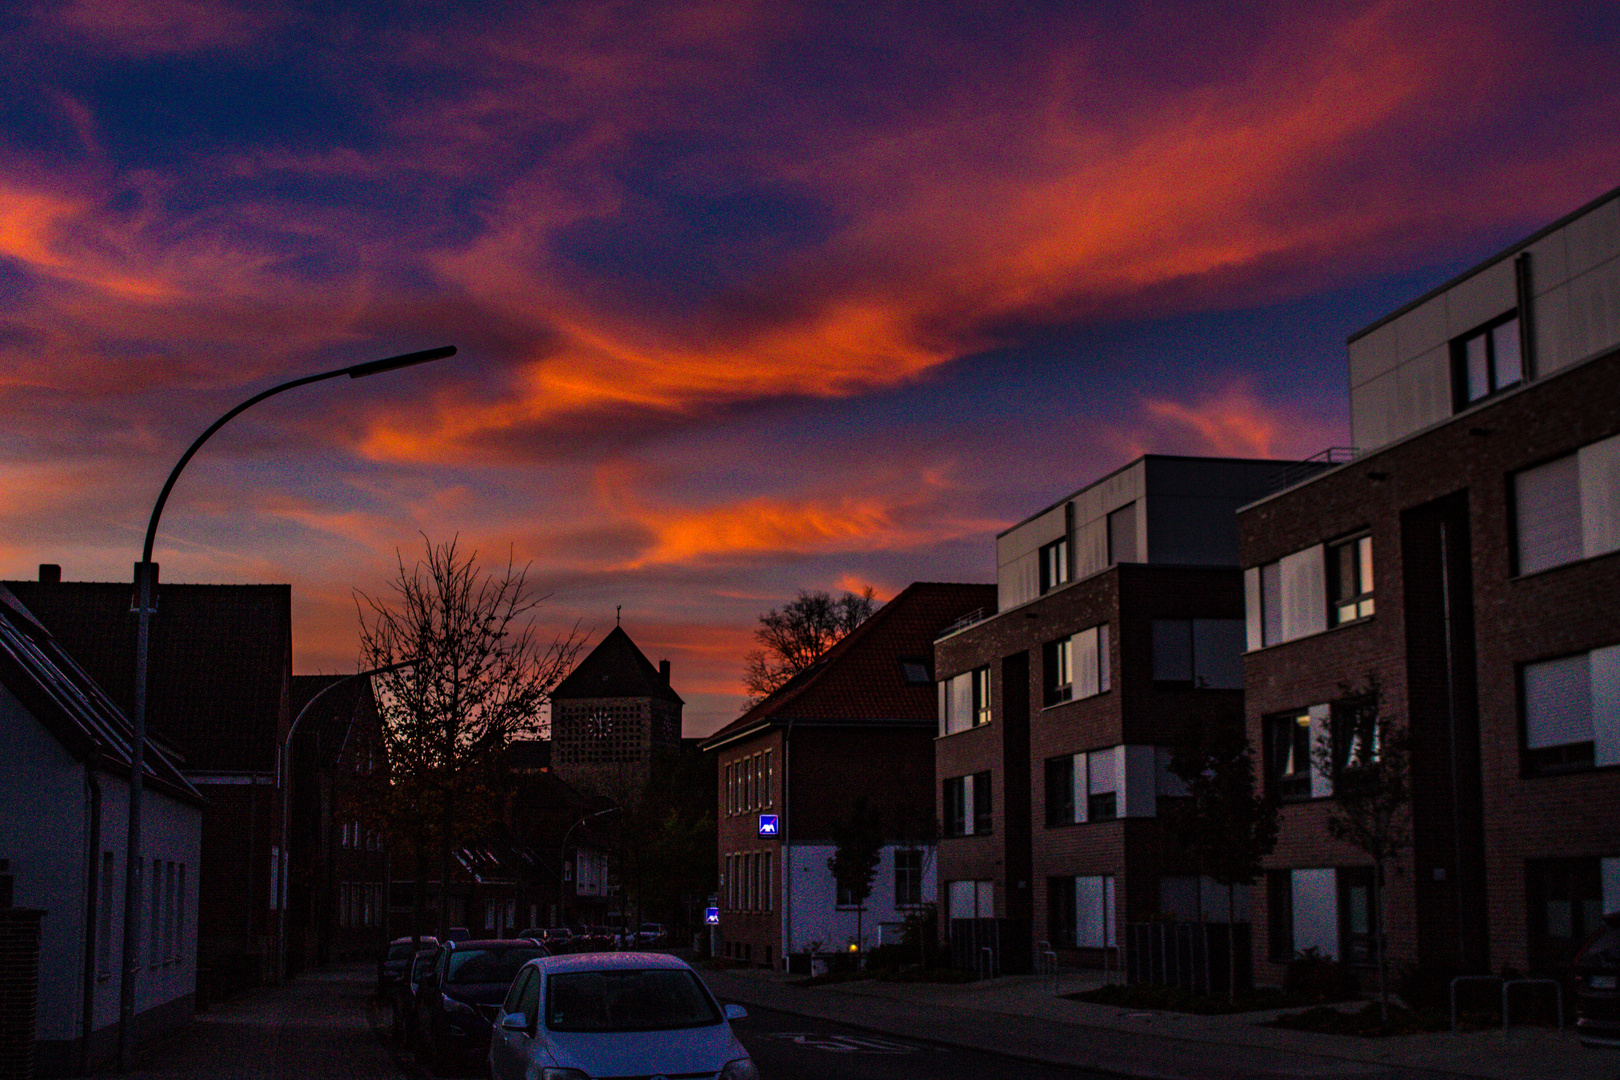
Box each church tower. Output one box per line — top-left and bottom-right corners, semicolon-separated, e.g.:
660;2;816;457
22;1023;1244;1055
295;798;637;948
549;624;683;800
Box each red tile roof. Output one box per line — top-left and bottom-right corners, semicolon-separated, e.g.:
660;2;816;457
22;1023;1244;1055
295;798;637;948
699;581;994;749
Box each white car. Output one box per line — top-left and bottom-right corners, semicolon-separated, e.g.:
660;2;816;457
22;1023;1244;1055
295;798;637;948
490;952;757;1080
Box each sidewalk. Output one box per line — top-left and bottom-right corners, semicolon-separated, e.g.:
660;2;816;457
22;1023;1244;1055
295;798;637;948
700;966;1620;1080
91;964;403;1080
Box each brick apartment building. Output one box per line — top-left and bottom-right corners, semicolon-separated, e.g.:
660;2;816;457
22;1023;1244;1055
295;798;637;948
934;456;1303;972
701;582;994;970
1239;184;1620;982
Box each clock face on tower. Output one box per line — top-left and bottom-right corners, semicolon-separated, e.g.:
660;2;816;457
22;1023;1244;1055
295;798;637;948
587;711;612;739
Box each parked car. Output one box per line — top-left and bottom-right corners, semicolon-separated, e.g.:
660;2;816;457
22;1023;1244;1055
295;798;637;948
633;923;667;948
378;935;439;997
531;927;573;951
414;938;551;1074
1575;912;1620;1047
390;946;442;1047
489;952;757;1080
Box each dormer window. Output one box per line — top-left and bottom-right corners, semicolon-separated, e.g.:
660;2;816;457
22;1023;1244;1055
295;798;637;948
1453;311;1522;409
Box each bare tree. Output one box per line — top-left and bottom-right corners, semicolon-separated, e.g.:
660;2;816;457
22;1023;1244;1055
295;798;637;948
1311;676;1411;1021
742;587;877;706
354;536;583;943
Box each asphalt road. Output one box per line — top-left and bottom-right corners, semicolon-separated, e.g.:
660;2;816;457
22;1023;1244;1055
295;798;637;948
732;1003;1116;1080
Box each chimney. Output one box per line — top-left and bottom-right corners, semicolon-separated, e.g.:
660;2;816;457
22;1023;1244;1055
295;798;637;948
659;659;671;684
38;564;60;583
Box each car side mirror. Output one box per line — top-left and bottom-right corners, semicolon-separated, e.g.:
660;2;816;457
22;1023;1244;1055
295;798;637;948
724;1004;747;1021
500;1012;529;1031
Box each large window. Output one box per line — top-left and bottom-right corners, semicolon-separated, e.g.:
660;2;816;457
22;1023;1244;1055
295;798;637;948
939;666;991;735
1452;311;1522;408
1515;433;1620;575
948;879;994;921
894;849;924;907
1151;619;1243;688
1328;533;1374;625
1044;756;1075;826
1045;875;1115;948
942;772;992;837
1265;708;1319;802
1522;645;1620;774
1246;546;1327;649
1043;637;1073;706
1040;536;1070;593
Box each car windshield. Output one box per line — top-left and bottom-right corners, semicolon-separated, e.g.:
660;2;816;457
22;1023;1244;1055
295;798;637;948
1579;925;1620;967
446;947;548;985
546;969;721;1032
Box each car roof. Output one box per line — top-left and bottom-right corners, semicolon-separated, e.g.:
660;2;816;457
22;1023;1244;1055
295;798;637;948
390;935;438;944
446;938;546;949
531;951;692;975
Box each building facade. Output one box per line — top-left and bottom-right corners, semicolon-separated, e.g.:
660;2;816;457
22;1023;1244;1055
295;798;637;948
935;456;1303;971
1239;185;1620;983
701;582;995;970
0;585;204;1076
4;568;293;994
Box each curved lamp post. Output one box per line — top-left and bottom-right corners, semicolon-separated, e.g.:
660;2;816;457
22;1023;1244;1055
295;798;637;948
119;346;455;1070
559;806;620;929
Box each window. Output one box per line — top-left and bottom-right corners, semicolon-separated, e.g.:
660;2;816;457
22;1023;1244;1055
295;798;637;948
1044;749;1121;824
939;667;991;735
899;657;932;684
1151;619;1243;688
894;849;923;907
764;749;773;806
1266;870;1294;961
1338;868;1376;966
1514;433;1620;575
948;879;994;920
1076;876;1116;948
1048;876;1076;947
1072;624;1111;699
1329;696;1380;784
724;763;734;815
942;772;992;836
1043;637;1072;706
1040;536;1070;593
1528;857;1619;969
973;771;993;835
1246;547;1327;648
97;852;114;977
1327;534;1374;625
1044;755;1075;826
1522;645;1620;774
1265;708;1320;802
761;851;773;911
1108;503;1138;565
1452;311;1522;408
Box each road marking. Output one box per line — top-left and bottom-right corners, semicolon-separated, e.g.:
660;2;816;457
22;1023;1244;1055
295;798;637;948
763;1032;943;1054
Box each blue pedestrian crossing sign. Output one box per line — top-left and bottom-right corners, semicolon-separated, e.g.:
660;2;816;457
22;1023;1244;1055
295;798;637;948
757;813;779;836
705;907;720;925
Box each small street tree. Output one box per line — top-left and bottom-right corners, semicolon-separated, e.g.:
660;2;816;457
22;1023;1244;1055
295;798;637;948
1311;676;1411;1021
353;536;582;946
827;797;885;963
1165;717;1279;1001
743;588;877;706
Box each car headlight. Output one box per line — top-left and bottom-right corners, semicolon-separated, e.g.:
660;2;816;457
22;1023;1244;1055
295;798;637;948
539;1070;590;1080
720;1056;759;1080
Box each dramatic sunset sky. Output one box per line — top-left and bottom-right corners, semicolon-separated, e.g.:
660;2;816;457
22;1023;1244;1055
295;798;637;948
3;1;1618;735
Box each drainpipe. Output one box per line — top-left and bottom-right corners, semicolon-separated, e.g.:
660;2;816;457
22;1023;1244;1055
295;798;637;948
82;760;103;1075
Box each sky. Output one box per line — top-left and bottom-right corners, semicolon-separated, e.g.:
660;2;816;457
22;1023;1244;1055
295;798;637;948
3;0;1619;737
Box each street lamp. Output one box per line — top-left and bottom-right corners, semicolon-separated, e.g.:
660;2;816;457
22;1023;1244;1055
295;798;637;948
118;346;455;1070
559;807;620;929
275;658;418;983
